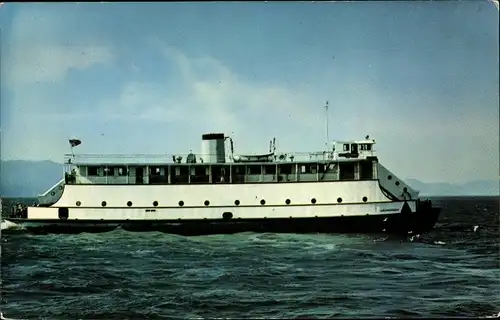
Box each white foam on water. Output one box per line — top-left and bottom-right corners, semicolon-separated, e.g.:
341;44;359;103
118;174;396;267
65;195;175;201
0;312;25;320
0;220;24;231
433;241;446;245
485;311;500;318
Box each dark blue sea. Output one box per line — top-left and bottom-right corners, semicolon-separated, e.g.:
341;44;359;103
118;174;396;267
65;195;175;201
1;196;499;319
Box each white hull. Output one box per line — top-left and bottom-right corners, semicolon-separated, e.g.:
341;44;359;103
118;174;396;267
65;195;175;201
27;180;405;220
26;200;412;221
13;200;440;236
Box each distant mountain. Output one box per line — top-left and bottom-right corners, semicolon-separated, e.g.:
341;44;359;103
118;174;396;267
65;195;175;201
405;178;499;197
0;160;498;198
1;160;63;198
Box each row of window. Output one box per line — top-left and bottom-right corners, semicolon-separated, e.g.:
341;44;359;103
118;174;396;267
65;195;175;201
85;163;335;177
342;143;372;151
74;197;371;207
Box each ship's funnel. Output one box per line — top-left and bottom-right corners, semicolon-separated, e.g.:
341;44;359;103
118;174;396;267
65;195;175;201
201;133;226;163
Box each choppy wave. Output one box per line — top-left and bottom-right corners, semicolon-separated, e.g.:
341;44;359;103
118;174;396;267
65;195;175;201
1;196;499;319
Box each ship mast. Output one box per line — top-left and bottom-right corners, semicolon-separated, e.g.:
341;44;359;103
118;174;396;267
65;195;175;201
324;100;329;150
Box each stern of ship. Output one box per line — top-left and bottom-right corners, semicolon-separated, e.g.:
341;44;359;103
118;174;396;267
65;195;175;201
413;198;441;233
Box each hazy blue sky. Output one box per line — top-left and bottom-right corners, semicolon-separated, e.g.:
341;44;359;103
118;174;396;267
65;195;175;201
1;1;498;184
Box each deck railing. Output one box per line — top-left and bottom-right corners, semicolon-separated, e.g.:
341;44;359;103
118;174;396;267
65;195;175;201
64;151;337;165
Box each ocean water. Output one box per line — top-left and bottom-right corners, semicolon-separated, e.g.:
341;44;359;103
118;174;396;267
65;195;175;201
1;196;499;319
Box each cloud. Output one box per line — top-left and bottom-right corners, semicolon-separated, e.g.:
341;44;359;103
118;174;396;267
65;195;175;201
4;44;114;86
95;39;326;152
2;4;115;88
1;5;116;161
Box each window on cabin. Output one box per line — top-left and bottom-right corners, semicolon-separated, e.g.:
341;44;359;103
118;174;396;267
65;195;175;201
234;165;245;175
149;166;167;184
103;167;112;176
339;162;355;180
150;167;162;176
172;166;189;176
311;164;317;174
264;165;276;175
343;144;350;151
211;165;228;183
360;144;373;151
279;164;292;175
231;165;246;184
360;161;374;179
88;166;99;176
318;163;327;173
105;166;126;176
116;167;127;176
171;166;189;184
193;166;207;176
190;165;209;183
300;164;317;174
247;165;262;175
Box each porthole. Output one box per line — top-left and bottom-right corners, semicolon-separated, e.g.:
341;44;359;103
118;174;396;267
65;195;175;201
285;199;291;205
395;181;400;186
223;212;233;220
58;186;63;190
51;192;55;196
362;197;367;202
101;201;107;207
234;200;240;206
204;200;210;206
153;201;158;207
388;175;392;180
179;201;184;207
337;197;343;203
260;199;266;205
403;187;407;192
127;201;133;207
311;198;317;204
76;201;81;207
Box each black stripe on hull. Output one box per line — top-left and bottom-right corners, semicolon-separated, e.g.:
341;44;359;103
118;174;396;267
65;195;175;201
8;207;441;236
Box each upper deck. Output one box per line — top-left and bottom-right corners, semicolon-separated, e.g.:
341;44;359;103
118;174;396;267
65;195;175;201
63;135;379;185
64;137;377;166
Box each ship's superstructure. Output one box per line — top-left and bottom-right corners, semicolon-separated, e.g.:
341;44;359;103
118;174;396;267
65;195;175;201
7;133;441;235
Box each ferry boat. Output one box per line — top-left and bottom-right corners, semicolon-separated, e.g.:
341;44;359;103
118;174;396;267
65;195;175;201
6;133;441;235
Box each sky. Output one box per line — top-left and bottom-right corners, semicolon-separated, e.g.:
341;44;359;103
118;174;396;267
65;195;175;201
0;1;498;184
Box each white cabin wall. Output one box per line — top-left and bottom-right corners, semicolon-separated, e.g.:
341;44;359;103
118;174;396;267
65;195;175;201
52;180;391;209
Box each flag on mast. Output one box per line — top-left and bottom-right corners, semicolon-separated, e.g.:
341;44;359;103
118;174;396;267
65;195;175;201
69;139;81;148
